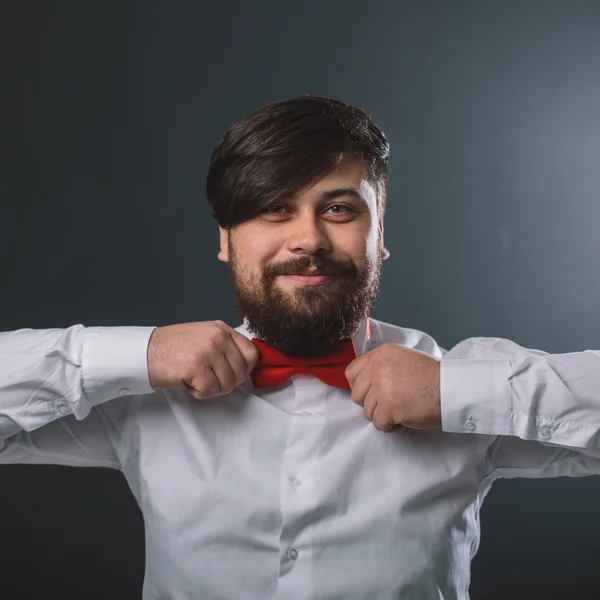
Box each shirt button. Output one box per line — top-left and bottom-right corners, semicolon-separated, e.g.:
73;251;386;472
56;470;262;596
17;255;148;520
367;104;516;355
287;547;299;560
539;426;551;438
57;405;68;416
119;388;131;397
290;477;302;487
465;420;476;431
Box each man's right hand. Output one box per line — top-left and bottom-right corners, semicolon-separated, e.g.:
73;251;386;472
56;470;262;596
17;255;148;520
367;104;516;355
147;321;260;400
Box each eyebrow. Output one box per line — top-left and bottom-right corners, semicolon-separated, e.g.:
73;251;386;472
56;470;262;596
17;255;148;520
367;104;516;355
319;188;364;202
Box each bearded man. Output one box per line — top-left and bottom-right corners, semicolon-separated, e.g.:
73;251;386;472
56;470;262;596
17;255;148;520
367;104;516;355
3;96;600;599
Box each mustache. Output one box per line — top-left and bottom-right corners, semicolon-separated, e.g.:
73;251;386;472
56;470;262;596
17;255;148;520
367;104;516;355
265;256;357;277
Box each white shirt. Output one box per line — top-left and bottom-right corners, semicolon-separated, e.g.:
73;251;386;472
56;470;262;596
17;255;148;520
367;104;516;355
2;318;600;599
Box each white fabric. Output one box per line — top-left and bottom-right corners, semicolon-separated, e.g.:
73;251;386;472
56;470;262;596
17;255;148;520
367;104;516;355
441;336;600;452
2;320;600;599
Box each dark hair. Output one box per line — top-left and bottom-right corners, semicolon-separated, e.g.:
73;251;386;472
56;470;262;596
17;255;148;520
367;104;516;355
207;96;390;228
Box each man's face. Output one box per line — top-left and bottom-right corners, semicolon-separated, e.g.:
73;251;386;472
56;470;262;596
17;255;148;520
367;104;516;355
218;155;387;357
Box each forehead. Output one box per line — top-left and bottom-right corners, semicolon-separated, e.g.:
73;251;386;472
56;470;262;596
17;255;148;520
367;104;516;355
293;155;376;206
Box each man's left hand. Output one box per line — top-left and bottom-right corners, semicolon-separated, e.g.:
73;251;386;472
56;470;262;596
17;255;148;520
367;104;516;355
345;343;442;432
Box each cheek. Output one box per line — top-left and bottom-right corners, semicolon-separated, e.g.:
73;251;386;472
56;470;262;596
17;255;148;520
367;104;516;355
233;235;274;272
239;259;263;282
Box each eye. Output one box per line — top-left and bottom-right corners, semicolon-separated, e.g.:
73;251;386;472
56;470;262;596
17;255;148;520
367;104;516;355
325;204;355;215
261;205;288;214
324;204;358;220
257;205;290;219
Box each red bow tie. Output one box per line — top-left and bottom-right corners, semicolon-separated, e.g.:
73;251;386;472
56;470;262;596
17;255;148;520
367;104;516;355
250;338;357;390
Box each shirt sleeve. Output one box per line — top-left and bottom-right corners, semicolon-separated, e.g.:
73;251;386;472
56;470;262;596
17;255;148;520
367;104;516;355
0;324;156;466
440;336;600;449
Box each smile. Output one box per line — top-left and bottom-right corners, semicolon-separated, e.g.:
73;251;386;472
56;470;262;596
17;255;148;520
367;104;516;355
280;274;332;286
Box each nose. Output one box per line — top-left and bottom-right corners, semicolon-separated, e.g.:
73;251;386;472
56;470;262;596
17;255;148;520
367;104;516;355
286;210;332;255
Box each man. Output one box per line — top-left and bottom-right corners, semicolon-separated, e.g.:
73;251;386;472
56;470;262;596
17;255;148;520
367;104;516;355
2;96;600;599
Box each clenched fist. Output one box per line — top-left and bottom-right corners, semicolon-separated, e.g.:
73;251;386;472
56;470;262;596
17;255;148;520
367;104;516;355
147;321;259;400
345;343;441;432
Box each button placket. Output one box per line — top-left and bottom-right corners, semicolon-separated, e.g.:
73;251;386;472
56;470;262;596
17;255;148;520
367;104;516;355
278;378;323;578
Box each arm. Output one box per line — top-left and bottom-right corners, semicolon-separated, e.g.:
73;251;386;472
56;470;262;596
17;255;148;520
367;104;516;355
441;337;600;475
0;321;259;467
0;324;155;467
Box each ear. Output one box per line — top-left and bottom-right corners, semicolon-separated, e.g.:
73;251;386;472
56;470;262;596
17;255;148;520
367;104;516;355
217;227;229;262
379;220;390;260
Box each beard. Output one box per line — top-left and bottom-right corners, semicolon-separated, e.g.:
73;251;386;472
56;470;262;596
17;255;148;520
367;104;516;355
228;243;382;358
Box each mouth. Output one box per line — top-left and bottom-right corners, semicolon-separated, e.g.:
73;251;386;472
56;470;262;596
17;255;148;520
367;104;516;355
279;272;333;286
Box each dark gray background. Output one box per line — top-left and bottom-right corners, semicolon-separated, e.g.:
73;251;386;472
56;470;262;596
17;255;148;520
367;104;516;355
2;0;600;598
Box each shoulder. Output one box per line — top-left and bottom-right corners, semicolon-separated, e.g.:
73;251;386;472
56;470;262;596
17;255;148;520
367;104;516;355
444;335;549;360
368;318;444;358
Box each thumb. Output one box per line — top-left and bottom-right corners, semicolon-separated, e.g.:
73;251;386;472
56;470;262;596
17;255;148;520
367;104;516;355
232;331;261;374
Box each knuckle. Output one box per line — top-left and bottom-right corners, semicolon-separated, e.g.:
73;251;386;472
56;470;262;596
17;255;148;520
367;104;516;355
192;378;220;399
185;384;203;401
380;418;392;431
189;386;207;400
209;328;228;345
189;360;210;381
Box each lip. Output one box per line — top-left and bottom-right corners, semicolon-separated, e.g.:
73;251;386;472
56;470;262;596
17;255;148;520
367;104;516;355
280;274;332;286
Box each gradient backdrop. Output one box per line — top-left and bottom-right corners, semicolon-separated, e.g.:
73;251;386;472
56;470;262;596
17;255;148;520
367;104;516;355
2;1;600;598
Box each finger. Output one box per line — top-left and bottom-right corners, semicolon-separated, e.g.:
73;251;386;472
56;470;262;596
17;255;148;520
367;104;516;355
212;321;259;380
207;350;238;395
372;405;394;432
363;391;376;423
221;333;253;385
185;381;210;401
383;424;404;434
185;364;219;399
349;372;371;407
344;354;368;387
230;330;261;374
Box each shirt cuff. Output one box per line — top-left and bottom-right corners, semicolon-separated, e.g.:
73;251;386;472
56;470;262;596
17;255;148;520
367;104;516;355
81;326;157;406
440;358;511;435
